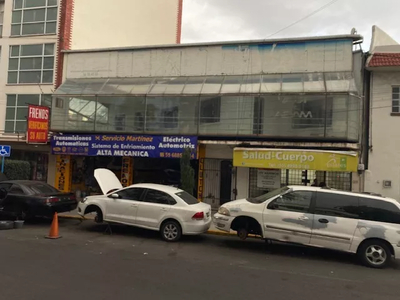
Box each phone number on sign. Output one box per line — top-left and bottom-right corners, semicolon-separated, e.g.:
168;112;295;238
159;152;195;159
268;163;311;169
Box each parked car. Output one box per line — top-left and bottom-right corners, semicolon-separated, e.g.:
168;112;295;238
0;180;78;220
78;168;211;242
213;185;400;268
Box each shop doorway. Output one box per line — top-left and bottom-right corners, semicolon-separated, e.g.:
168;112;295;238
220;160;233;205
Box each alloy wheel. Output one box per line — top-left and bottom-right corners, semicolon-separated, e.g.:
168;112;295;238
365;245;387;266
163;224;178;241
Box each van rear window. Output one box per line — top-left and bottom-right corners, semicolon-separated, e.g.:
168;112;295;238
359;198;400;224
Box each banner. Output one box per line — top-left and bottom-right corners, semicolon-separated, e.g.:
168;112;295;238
27;105;50;144
55;155;72;193
51;134;197;158
121;157;133;187
234;148;358;172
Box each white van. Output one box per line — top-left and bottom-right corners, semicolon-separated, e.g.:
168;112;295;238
213;186;400;268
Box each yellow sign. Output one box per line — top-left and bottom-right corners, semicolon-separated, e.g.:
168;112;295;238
55;155;72;192
233;148;358;172
121;157;133;187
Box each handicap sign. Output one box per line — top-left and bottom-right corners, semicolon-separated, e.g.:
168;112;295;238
0;145;11;157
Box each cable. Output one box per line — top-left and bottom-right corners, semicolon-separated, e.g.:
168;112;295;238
266;0;342;38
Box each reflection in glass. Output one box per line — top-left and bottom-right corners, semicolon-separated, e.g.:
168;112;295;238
304;73;325;92
260;75;281;93
282;74;303;92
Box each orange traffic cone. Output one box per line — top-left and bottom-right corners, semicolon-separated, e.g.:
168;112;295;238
45;212;62;239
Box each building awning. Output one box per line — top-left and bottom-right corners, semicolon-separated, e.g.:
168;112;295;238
54;73;358;96
233;148;358;172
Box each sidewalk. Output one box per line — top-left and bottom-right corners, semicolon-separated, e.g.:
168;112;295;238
58;209;237;237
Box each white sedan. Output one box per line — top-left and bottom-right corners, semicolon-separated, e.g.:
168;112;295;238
78;169;211;242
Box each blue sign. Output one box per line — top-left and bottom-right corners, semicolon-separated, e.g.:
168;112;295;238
0;145;11;157
51;134;197;159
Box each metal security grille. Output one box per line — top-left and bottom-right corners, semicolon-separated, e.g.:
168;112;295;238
249;168;352;198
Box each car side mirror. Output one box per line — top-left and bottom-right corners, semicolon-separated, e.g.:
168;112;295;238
109;193;120;199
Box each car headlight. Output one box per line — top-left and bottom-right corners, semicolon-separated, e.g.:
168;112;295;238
218;207;230;216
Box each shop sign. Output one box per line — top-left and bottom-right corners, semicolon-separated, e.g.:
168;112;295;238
257;169;281;189
27;105;50;144
55;155;72;193
233;148;358;172
121;157;133;187
51;134;197;158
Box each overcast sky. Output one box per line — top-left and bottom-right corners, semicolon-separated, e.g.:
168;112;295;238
181;0;399;50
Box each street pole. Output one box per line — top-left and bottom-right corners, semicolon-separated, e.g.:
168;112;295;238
1;156;4;173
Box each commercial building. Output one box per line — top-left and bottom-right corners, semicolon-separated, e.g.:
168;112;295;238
365;26;400;199
51;33;366;206
0;0;183;183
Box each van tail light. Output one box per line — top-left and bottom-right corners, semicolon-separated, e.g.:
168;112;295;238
192;212;204;220
44;197;60;204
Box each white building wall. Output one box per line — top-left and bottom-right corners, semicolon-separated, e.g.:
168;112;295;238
64;39;354;79
365;71;400;200
70;0;181;50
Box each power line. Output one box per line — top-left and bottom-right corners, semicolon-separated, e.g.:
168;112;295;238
266;0;342;38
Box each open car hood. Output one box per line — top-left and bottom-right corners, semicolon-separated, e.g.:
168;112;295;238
94;168;123;195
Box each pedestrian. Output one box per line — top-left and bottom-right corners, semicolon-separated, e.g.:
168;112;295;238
319;182;327;188
311;179;318;186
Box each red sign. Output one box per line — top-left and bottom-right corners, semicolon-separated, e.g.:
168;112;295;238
27;105;50;144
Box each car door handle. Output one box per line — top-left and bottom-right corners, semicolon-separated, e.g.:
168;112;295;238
298;216;309;221
318;218;329;224
131;204;138;207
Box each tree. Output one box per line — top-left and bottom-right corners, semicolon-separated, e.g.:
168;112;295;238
180;148;195;196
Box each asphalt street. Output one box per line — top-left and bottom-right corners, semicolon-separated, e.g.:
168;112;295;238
0;218;399;300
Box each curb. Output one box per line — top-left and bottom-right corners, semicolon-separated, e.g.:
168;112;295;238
58;214;238;237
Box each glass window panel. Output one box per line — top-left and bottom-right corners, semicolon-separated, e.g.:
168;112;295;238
41;94;52;106
44;43;54;55
392;100;399;107
16;107;28;119
18;94;40;106
12;11;22;23
20;57;42;69
282;74;303;92
6;108;16;120
325;72;356;92
14;0;23;9
347;96;360;140
182;77;205;94
45;21;56;34
48;0;57;5
393;87;400;93
23;8;45;22
21;44;43;56
22;22;45;35
7;95;17;106
149;77;187;95
145;96;198;134
15;121;27;132
392;106;399;113
240;75;261;93
326;95;348;138
43;57;54;69
46;7;57;20
392;93;399;100
9;58;19;70
19;71;41;83
42;70;53;83
201;76;224;94
11;24;21;36
10;45;20;57
24;0;46;8
260;95;326;138
261;74;281;93
303;73;325;92
104;78;154;95
5;121;15;133
8;71;18;84
95;97;146;132
220;76;243;94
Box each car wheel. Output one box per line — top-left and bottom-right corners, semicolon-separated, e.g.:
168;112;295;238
358;240;392;269
94;208;103;224
237;228;248;240
161;220;182;242
19;206;32;221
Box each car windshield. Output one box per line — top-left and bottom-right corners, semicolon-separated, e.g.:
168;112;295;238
26;183;60;195
247;186;290;204
176;191;199;205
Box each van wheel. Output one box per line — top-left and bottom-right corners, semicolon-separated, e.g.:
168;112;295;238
161;220;182;242
358;240;391;269
237;228;248;240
